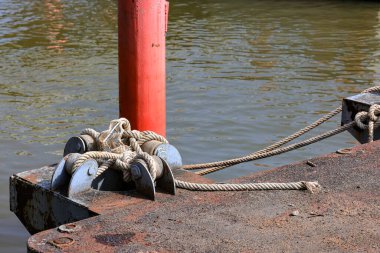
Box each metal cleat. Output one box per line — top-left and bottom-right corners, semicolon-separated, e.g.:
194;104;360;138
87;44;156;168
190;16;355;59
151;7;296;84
50;153;133;196
130;156;176;200
51;153;82;191
68;159;98;197
53;142;178;200
92;168;132;192
342;92;380;143
51;153;99;197
141;140;182;170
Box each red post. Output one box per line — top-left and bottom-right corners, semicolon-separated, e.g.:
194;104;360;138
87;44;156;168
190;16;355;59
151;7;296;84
118;0;168;136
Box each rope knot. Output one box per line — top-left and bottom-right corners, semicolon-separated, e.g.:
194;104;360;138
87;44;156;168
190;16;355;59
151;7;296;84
73;118;168;182
368;104;380;122
354;104;380;142
354;111;369;130
97;118;130;153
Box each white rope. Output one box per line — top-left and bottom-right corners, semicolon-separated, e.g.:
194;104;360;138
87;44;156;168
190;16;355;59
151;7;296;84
175;180;321;193
184;86;380;175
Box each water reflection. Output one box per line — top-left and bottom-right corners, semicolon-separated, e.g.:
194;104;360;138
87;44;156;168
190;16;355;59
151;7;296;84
44;0;67;52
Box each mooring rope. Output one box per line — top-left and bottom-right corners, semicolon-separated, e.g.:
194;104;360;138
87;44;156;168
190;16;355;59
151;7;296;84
192;122;354;175
186;86;380;175
192;106;341;175
162;107;374;192
175;180;321;193
69;86;380;193
183;108;343;172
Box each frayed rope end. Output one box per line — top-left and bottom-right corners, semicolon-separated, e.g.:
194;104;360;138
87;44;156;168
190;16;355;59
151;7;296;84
302;181;321;194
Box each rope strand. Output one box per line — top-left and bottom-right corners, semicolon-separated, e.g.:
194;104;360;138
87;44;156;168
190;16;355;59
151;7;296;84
175;180;321;193
184;86;380;175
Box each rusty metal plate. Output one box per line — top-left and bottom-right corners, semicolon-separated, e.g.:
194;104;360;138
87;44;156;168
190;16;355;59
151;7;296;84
10;172;96;234
24;141;380;252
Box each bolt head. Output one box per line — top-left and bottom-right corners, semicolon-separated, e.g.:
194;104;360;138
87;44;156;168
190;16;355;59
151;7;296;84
52;237;74;245
87;166;96;176
64;136;86;156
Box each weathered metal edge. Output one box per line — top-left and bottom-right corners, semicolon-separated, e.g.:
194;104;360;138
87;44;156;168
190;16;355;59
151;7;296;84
25;141;380;252
10;174;97;234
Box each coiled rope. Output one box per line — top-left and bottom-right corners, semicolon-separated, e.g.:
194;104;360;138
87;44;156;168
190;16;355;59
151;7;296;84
72;118;165;182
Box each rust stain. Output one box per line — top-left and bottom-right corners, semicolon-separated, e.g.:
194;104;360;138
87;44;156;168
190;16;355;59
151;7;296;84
95;232;135;246
48;236;75;249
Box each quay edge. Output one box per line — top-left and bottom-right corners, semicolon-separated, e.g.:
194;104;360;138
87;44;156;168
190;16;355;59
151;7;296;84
10;141;380;252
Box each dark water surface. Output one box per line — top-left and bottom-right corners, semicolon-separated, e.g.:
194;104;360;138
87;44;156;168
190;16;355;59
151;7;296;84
1;0;380;251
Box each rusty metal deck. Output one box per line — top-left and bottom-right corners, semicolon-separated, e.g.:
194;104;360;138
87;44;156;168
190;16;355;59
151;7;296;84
12;141;380;252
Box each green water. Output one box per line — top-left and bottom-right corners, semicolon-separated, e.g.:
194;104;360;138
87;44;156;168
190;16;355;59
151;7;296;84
1;0;380;251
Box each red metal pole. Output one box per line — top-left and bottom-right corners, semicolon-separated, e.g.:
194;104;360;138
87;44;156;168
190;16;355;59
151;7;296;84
118;0;168;136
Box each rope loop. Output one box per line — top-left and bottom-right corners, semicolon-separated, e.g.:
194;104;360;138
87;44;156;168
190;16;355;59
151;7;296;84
97;118;130;153
124;130;142;141
132;152;158;180
353;104;380;142
368;104;380;122
354;111;369;130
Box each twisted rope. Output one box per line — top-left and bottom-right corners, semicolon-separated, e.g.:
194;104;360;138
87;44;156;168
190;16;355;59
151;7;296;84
81;128;100;140
175;180;321;193
185;86;380;175
187;122;354;172
195;123;355;175
72;151;123;172
123;130;168;146
96;159;115;176
183;108;342;172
